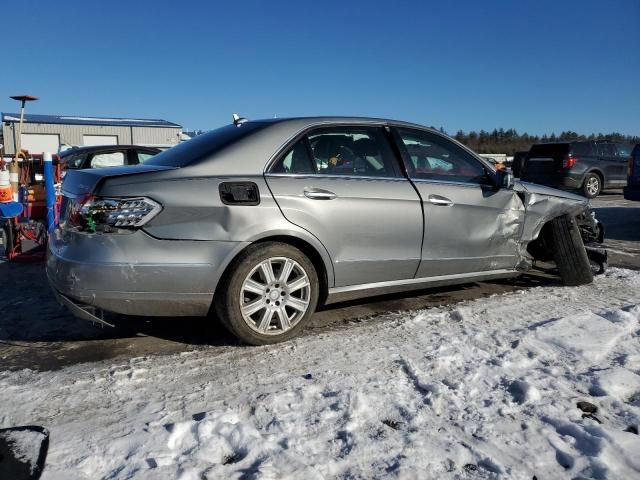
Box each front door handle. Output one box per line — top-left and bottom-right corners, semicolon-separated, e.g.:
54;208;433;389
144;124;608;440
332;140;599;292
304;188;337;200
428;194;453;206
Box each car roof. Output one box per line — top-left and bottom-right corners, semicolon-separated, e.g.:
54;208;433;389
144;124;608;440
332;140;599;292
260;116;435;130
58;145;162;157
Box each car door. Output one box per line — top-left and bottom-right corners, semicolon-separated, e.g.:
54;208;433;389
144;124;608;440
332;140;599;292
612;144;632;184
265;125;423;287
393;127;525;277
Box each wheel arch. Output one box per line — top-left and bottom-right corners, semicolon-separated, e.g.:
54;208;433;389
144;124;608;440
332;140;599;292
212;230;334;307
585;168;604;185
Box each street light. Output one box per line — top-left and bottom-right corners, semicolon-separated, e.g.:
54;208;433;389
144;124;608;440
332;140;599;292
10;95;38;159
8;95;38;200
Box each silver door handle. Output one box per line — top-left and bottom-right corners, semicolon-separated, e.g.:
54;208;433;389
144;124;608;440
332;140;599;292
428;195;453;206
304;188;337;200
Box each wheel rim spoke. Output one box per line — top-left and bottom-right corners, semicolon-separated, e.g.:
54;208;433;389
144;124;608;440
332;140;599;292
260;261;276;284
258;308;274;332
276;306;291;330
286;276;309;293
279;259;295;283
242;298;265;317
287;296;309;312
243;279;266;295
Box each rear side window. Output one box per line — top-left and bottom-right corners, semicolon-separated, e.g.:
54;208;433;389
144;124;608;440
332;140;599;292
270;140;315;174
146;122;270;167
136;151;157;164
307;126;399;177
570;142;594;156
63;154;85;169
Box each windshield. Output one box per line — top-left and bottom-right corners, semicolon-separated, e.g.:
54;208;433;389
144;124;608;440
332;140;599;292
146;122;270;167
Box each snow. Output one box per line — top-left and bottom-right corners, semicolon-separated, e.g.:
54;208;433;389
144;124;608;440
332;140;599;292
1;268;640;479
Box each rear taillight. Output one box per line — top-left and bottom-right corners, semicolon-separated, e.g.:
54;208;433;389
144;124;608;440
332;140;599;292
63;195;161;233
563;154;578;168
628;156;634;177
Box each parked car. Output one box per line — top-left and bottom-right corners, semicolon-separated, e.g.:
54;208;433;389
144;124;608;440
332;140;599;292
48;116;598;345
520;141;631;198
511;151;528;178
623;144;640;201
58;145;162;172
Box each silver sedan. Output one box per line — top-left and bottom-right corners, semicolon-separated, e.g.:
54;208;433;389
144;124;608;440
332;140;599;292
47;116;596;345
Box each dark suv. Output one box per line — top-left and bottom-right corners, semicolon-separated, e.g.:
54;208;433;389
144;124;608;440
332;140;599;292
58;145;162;171
520;141;631;198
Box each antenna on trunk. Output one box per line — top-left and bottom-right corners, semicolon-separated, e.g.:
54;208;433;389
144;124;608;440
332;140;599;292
232;113;248;127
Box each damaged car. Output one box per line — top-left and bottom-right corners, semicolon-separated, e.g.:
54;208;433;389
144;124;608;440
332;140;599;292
47;116;604;345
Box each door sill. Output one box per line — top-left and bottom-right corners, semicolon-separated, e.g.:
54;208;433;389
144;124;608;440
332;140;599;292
325;269;520;304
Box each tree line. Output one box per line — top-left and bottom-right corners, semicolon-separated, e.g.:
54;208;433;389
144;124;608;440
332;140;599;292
435;128;640;155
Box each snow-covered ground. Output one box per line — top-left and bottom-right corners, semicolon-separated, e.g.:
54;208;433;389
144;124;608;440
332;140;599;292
2;268;640;479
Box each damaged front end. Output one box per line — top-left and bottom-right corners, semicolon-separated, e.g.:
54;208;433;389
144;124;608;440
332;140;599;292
516;182;607;274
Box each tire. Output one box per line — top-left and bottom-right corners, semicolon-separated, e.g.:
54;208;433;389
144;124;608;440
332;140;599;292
1;220;14;258
582;172;601;198
214;242;319;345
548;214;594;286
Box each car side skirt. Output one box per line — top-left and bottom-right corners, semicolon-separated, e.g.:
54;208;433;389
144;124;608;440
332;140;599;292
325;269;520;304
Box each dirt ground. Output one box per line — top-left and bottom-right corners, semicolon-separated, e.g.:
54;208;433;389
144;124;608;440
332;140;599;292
1;191;638;371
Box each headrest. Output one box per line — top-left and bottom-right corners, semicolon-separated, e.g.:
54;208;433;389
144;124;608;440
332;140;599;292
354;138;379;156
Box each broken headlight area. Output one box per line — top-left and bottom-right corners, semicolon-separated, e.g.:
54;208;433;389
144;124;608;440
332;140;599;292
576;210;604;244
62;195;162;233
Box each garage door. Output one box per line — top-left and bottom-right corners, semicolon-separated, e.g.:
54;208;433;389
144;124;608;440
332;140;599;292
21;133;60;154
83;135;118;146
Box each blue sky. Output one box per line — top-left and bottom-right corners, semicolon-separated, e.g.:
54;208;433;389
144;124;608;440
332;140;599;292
2;0;638;135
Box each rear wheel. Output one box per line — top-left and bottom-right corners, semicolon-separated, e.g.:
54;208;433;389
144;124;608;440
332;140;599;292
1;220;14;258
548;215;594;286
215;242;319;345
582;173;601;198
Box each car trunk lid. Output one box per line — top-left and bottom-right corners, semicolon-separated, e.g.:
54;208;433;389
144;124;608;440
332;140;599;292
61;164;176;196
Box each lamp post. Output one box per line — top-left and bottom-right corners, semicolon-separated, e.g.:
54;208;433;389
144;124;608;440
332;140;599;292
9;95;38;200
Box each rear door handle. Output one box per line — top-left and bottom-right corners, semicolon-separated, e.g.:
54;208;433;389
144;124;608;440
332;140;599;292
304;188;337;200
428;194;453;206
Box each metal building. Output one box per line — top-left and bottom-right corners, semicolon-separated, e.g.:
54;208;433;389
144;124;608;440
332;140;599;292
0;113;182;155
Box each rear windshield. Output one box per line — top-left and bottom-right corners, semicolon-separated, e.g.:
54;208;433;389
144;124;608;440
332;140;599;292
146;122;270;167
528;143;570;158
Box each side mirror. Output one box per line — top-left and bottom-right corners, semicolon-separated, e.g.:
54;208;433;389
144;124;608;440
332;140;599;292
496;169;513;190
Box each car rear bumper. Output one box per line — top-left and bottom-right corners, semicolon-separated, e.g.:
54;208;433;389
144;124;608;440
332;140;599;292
623;186;640;201
46;227;248;317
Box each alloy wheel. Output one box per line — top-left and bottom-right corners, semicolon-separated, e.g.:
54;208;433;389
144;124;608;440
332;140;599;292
239;256;311;335
586;176;600;197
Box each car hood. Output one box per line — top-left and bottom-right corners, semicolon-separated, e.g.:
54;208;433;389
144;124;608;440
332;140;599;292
511;180;590;250
514;180;589;204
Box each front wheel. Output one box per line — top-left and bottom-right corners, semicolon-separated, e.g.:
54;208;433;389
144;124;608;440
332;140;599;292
582;173;601;198
215;242;319;345
548;215;594;286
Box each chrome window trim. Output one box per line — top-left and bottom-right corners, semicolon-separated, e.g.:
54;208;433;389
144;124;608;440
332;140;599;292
410;177;494;188
264;172;408;182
